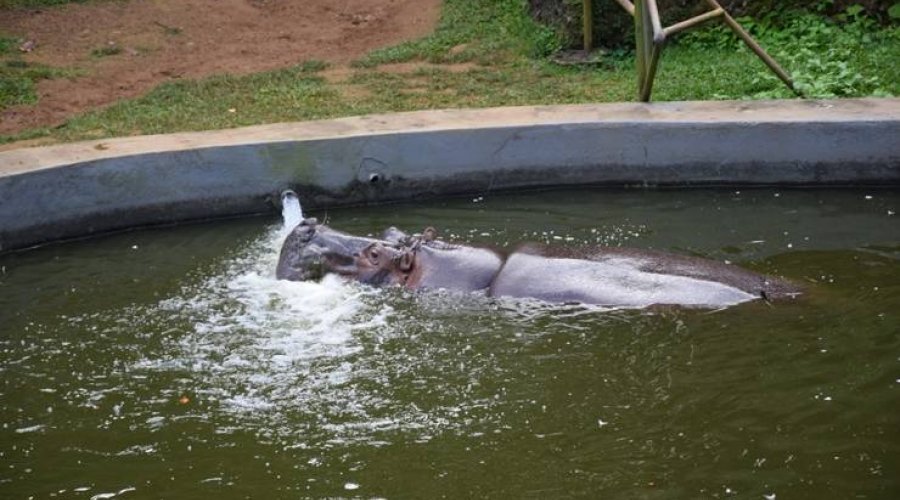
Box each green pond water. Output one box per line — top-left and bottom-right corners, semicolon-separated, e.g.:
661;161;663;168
1;188;898;499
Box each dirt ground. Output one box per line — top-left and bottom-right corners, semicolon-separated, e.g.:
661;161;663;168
0;0;442;135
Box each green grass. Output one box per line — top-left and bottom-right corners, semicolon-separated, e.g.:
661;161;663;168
353;0;562;67
153;21;182;36
678;8;899;99
90;45;122;58
0;61;77;108
1;0;91;8
1;34;78;109
1;0;896;145
0;36;17;54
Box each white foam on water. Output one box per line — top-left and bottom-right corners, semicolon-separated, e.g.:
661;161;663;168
217;271;380;364
168;232;384;359
15;424;46;434
136;222;416;442
132;220;527;448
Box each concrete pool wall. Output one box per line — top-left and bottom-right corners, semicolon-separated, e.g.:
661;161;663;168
1;98;898;253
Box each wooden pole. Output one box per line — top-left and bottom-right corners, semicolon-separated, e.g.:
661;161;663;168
613;0;635;16
583;0;593;52
663;8;724;38
635;0;646;99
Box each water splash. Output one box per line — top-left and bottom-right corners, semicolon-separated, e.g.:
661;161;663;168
128;219;519;447
151;220;385;375
136;221;422;441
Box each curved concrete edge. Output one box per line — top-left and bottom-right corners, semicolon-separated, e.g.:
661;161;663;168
1;98;898;253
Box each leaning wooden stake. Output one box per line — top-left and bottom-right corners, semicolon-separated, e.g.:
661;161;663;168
704;0;796;93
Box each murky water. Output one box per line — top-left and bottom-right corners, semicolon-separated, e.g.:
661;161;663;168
1;188;898;498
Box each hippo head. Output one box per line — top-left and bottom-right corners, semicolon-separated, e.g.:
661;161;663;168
276;221;442;285
353;241;416;287
352;227;443;287
276;221;499;292
275;218;383;281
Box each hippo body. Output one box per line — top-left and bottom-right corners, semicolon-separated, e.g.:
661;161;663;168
412;244;504;292
276;220;800;308
491;252;758;308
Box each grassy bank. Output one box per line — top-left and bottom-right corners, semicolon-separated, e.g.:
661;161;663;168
0;35;78;110
0;0;90;8
1;0;897;145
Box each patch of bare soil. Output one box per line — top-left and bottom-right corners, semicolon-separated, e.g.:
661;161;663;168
372;62;478;74
319;62;476;101
0;0;441;135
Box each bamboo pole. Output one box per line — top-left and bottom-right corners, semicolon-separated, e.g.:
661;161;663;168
583;0;593;52
645;0;664;44
637;1;664;101
613;0;635;17
628;0;798;101
663;8;724;38
635;0;647;97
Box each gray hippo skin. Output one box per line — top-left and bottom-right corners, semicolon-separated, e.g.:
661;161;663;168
276;221;800;308
276;218;381;281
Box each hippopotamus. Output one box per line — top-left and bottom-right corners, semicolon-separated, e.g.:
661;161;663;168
276;217;801;309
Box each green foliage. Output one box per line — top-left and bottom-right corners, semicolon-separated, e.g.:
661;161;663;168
889;3;900;19
677;5;897;98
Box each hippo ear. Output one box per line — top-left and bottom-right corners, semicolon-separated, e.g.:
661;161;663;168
399;250;414;272
422;227;437;242
382;226;408;245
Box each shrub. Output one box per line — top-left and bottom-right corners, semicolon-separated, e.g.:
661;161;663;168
529;0;897;49
680;4;898;98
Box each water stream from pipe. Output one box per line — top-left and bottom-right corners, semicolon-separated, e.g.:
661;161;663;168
280;190;303;233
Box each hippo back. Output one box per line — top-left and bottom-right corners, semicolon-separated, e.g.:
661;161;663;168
412;244;504;292
490;245;800;307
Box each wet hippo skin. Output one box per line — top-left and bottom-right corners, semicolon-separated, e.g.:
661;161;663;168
277;220;800;308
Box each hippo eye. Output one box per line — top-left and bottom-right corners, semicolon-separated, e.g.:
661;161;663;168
368;248;379;263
